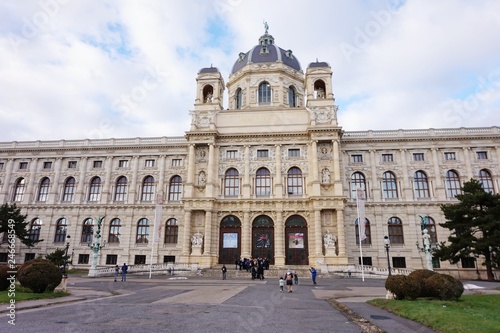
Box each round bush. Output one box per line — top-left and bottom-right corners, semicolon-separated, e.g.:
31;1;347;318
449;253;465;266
17;259;62;293
0;265;11;291
426;273;464;301
408;269;438;297
385;275;421;300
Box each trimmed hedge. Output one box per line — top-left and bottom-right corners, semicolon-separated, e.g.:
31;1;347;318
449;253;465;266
426;273;464;301
17;259;62;293
0;265;11;291
408;269;438;297
385;275;421;300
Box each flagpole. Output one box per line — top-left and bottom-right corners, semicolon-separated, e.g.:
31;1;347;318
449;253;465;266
356;188;365;282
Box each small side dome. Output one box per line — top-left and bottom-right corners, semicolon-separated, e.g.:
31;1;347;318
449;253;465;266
308;60;330;68
198;66;220;74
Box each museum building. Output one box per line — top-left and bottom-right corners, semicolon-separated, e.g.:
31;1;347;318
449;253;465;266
1;30;499;277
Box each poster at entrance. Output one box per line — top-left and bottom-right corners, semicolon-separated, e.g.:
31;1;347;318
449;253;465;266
223;233;238;248
288;232;304;249
255;233;271;248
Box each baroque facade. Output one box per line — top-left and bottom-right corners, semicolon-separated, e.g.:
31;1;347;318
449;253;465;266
1;31;499;276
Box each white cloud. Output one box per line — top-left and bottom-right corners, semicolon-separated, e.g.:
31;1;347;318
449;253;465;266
0;0;499;142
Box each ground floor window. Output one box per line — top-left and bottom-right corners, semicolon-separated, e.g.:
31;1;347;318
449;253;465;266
432;257;441;269
461;257;475;268
358;257;372;265
135;255;146;265
24;253;36;262
105;254;117;265
78;254;90;264
392;257;406;268
163;255;175;263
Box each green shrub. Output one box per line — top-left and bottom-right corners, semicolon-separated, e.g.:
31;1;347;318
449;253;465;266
426;273;464;301
17;259;62;293
408;269;438;297
385;275;421;300
0;265;11;291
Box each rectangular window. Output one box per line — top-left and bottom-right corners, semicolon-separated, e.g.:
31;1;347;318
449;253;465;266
0;162;4;171
172;159;182;167
145;159;155;167
226;150;238;159
461;257;476;268
432;257;441;269
444;152;456;160
358;257;372;266
134;255;146;265
43;161;52;169
68;161;77;168
78;254;90;264
24;253;36;262
257;149;269;158
382;154;393;162
19;162;28;169
413;153;424;161
105;255;117;265
118;160;128;168
288;149;300;157
392;257;407;268
476;151;488;160
351;154;363;163
163;255;175;263
93;160;103;168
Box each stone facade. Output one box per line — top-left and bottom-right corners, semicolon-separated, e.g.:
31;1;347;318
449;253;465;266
0;32;499;277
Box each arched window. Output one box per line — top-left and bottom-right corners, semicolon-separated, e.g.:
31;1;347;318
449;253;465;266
288;86;296;107
88;176;101;201
136;218;149;243
203;84;214;103
351;172;366;199
235;88;242;109
141;176;155;201
445;170;462;198
382;172;398;199
355;218;371;245
108;218;121;243
81;218;93;243
258;81;271;104
63;177;76;202
421;216;438;244
287;167;303;195
224;168;239;197
255;167;271;196
28;218;42;241
168;175;183;201
479;169;494;193
414;171;430;198
314;80;326;99
388;217;404;244
13;178;26;202
115;176;128;201
164;218;179;244
37;177;50;202
54;218;68;243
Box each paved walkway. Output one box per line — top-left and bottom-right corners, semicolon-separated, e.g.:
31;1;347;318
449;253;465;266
2;274;499;333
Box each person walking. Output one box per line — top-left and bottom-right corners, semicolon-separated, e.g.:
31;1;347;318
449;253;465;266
309;266;317;285
114;264;119;282
279;277;285;292
221;265;227;280
294;271;299;285
285;271;294;292
121;263;128;281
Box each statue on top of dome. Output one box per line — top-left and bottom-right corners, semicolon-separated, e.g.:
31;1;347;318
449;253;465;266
264;21;269;34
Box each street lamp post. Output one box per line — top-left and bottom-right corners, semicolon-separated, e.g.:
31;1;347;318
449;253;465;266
88;216;106;277
62;235;71;277
384;235;391;276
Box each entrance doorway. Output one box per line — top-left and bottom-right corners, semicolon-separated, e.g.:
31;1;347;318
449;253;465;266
218;215;241;264
285;215;308;265
252;215;274;264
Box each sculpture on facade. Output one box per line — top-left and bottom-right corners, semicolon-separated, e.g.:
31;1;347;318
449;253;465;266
198;171;206;185
321;168;331;183
191;231;203;247
323;230;336;249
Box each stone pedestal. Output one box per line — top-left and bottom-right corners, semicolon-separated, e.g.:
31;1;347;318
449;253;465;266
56;276;68;292
191;246;202;256
325;248;337;257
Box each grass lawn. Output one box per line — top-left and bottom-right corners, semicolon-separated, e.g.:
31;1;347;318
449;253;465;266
368;294;500;333
0;286;69;303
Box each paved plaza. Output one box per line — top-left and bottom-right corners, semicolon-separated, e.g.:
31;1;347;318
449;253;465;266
2;273;499;333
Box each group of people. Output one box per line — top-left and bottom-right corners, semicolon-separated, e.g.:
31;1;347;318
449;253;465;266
114;263;128;282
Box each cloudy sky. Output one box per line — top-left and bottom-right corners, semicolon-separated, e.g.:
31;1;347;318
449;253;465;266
1;0;499;142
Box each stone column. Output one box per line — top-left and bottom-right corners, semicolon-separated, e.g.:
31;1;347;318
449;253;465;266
274;210;285;266
49;158;63;204
203;210;213;255
0;159;14;203
75;157;88;203
26;158;38;203
184;144;196;198
399;149;411;199
182;210;192;255
314;209;322;257
431;148;444;198
243;145;251;198
242;211;251;258
369;150;380;200
275;145;283;198
206;144;215;197
103;156;113;203
158;155;166;199
336;209;346;257
462;147;473;179
128;156;139;204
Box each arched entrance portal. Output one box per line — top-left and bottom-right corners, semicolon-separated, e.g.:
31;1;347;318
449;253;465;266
252;215;274;264
218;215;241;264
285;215;309;265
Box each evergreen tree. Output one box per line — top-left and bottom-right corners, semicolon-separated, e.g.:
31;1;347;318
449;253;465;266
435;179;500;281
45;248;70;267
0;203;41;247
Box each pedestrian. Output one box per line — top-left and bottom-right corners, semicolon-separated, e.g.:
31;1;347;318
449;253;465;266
285;271;294;292
294;271;299;285
221;265;227;280
234;260;239;270
309;266;317;285
114;264;119;282
121;263;128;281
279;277;285;292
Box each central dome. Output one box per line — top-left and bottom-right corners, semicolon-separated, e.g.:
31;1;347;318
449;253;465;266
231;33;302;74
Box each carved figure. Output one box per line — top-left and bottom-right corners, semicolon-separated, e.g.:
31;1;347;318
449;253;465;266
324;230;336;249
322;168;331;183
191;231;203;247
198;171;206;185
